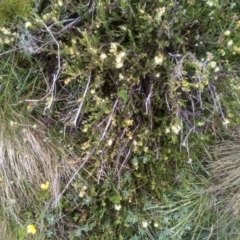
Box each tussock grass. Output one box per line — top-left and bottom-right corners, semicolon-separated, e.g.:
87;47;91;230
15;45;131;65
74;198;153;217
0;109;78;224
0;216;17;240
0;49;78;237
204;140;240;239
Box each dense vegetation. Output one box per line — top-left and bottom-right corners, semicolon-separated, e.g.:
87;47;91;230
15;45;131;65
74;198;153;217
1;0;240;239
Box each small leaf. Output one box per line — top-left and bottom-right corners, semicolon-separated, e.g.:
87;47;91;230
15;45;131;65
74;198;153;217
117;90;129;104
109;194;122;203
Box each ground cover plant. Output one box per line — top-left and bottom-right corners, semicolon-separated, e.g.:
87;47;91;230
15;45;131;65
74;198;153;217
1;0;240;239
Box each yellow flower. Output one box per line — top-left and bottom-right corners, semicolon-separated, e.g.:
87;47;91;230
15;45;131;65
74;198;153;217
124;119;133;126
27;224;37;234
41;181;49;190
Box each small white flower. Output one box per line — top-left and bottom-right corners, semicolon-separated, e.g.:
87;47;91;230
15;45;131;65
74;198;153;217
171;124;181;135
110;43;118;53
154;222;159;228
133;139;137;145
197;122;205;126
25;22;32;28
4;38;10;44
165;128;170;133
116;51;126;63
107;139;113;146
222;118;230;126
154;55;163;65
221;50;226;56
206;52;214;61
187;158;192;164
79;190;85;198
117;51;126;59
142;221;148;228
143;147;148;152
227;40;233;47
1;27;10;35
115;57;122;63
114;204;122;211
208;61;217;69
207;1;214;7
115;61;123;69
100;53;107;60
224;30;231;36
119;73;124;80
155;7;166;20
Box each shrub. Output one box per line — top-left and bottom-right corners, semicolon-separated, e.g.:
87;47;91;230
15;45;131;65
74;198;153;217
1;0;240;239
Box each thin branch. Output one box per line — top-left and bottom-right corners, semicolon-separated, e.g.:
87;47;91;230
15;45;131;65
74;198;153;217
99;99;119;141
39;20;61;114
72;71;92;126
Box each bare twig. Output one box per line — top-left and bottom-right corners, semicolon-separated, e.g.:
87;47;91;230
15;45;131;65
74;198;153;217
36;19;61;114
72;72;92;126
0;48;19;57
117;144;133;189
99;99;119;141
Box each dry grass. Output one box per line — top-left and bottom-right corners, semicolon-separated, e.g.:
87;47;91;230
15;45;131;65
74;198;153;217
0;109;78;227
208;140;240;206
206;139;240;238
0;217;17;240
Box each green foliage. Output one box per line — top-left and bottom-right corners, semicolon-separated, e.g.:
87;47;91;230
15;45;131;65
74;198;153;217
0;0;33;24
1;0;240;239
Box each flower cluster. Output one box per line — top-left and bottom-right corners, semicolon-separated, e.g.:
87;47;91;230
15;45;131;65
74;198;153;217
115;51;126;69
171;123;182;135
79;185;87;198
0;27;16;45
154;53;164;65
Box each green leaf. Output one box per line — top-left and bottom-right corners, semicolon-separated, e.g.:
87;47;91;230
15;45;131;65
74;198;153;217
117;90;129;104
109;194;122;203
46;230;54;239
